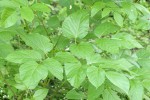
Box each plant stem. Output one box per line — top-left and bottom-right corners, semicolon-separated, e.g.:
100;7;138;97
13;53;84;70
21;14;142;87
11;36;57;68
75;38;77;44
35;12;49;36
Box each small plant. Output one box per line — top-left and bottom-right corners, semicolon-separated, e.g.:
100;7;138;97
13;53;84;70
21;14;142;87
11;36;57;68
0;0;150;99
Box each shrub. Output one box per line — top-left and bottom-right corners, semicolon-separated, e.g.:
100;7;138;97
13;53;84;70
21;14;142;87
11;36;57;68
0;0;150;99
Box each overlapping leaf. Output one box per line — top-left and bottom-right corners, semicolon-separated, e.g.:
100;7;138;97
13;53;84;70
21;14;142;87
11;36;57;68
42;58;63;80
21;33;53;54
6;50;42;64
19;61;48;89
106;71;130;94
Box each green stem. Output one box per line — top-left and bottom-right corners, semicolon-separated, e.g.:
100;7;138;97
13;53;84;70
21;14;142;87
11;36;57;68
75;38;77;44
35;12;50;36
24;20;30;33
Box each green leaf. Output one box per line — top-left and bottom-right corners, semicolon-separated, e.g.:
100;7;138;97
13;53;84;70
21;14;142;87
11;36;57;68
0;8;18;28
70;42;94;59
48;16;60;28
96;38;121;53
14;74;27;90
143;79;150;92
0;30;16;57
102;89;121;100
87;84;104;100
106;71;130;94
21;33;53;54
6;50;42;64
113;32;143;49
99;58;133;71
13;0;28;6
21;6;34;22
0;31;15;42
96;33;143;53
55;52;79;64
129;80;143;100
138;59;150;69
64;63;86;88
123;4;137;22
86;53;101;65
137;48;150;68
94;22;120;37
31;3;50;12
43;58;63;80
0;0;19;8
134;3;150;14
102;8;111;18
114;12;123;27
33;88;48;100
19;61;48;89
62;10;89;39
137;48;150;58
91;2;105;17
65;89;85;99
59;0;74;7
87;66;105;88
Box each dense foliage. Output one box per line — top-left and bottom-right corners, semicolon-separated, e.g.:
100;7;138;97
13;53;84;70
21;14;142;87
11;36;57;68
0;0;150;99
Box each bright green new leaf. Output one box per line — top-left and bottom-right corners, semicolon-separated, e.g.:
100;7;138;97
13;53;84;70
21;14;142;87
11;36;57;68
94;22;120;37
129;80;143;100
0;8;18;28
21;6;34;22
31;3;50;12
91;2;105;17
114;12;123;27
70;42;94;59
64;63;86;88
19;61;48;89
43;58;63;80
21;33;53;54
33;88;48;100
102;89;121;100
106;71;130;94
87;66;105;88
55;52;79;64
62;10;89;39
6;50;42;64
